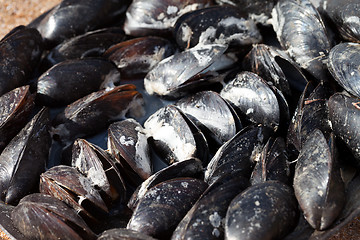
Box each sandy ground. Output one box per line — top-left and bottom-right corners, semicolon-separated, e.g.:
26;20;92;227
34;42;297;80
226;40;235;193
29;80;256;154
0;0;61;39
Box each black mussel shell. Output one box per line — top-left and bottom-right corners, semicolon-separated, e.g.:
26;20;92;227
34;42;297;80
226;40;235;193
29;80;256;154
250;137;290;185
36;0;129;48
104;36;176;78
127;177;208;239
172;175;249;240
40;165;108;223
325;0;360;43
205;124;273;184
175;90;242;147
272;0;331;81
328;92;360;162
144;43;228;98
215;0;276;24
37;58;121;107
0;85;35;152
44;27;126;67
123;0;213;37
11;193;96;240
287;82;332;152
52;84;145;145
0;202;26;239
107;119;152;186
128;158;203;211
174;5;262;50
0;107;51;205
243;43;309;97
328;42;360;99
294;129;345;230
0;26;43;96
220;71;280;130
72;139;126;204
144;105;209;165
225;181;299;240
98;228;157;240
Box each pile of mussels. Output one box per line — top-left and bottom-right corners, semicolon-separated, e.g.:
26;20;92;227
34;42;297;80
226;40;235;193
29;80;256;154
0;0;360;239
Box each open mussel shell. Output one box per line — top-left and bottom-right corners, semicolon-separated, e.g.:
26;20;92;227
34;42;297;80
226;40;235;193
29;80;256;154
294;129;345;230
127;177;208;239
328;92;360;162
43;27;126;68
98;228;157;240
328;42;360;99
37;58;121;107
325;0;360;43
250;137;290;185
173;5;262;50
271;0;331;81
220;71;280;130
205;124;273;185
52;84;145;145
243;43;309;97
104;36;176;78
0;85;35;153
36;0;129;48
287;82;332;152
175;90;242;147
72;139;126;204
123;0;212;37
144;105;209;165
0;107;51;205
144;43;228;98
172;175;249;240
0;26;43;96
11;193;96;240
107;119;152;186
40;165;109;223
128;158;203;211
225;181;299;240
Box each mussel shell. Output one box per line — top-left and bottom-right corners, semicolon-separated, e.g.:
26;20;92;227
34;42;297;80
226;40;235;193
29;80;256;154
123;0;212;36
220;71;280;129
174;5;262;50
12;195;90;238
0;202;26;239
205;124;273;184
225;181;299;240
128;158;203;211
52;84;144;145
11;193;96;240
171;175;249;240
98;228;157;240
294;129;345;230
37;58;121;107
175;90;241;147
0;85;35;152
104;36;176;78
107;119;152;185
325;0;360;43
250;137;290;185
0;107;51;205
0;26;43;96
44;27;126;67
40;165;108;222
36;0;129;48
272;0;331;81
328;42;360;99
144;105;208;165
144;43;227;98
127;177;208;238
72;139;126;204
328;92;360;162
